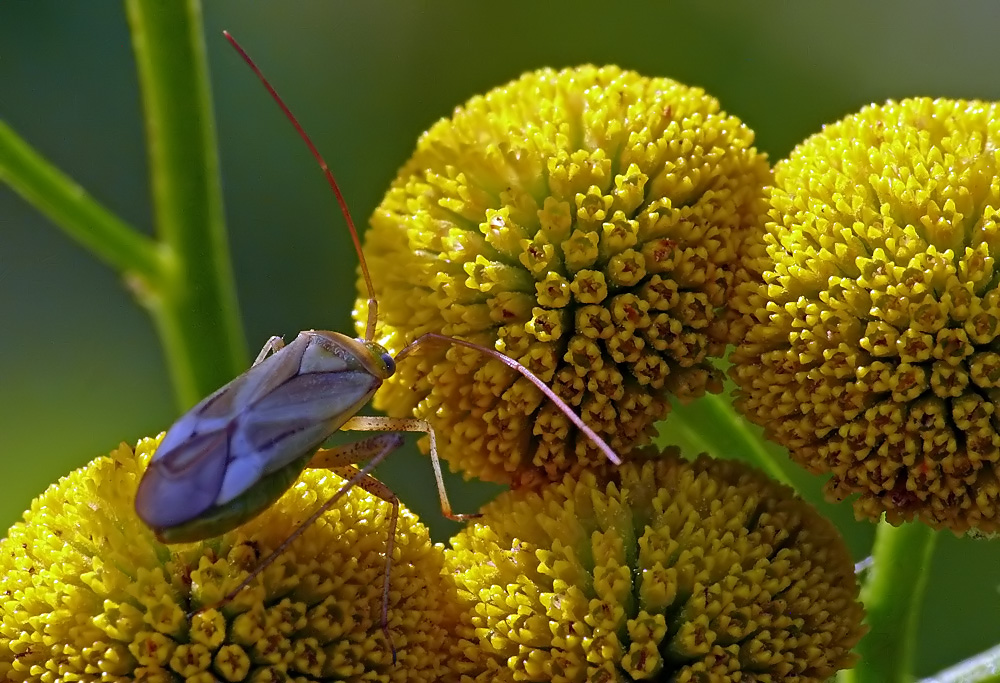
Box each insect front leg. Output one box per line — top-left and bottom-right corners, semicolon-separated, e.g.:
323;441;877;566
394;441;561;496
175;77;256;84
252;335;285;365
341;415;481;521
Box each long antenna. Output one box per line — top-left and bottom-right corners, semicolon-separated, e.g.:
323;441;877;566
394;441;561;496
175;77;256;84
224;32;621;471
223;31;378;341
395;333;622;466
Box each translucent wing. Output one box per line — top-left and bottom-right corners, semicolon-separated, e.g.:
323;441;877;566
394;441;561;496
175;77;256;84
134;429;231;528
136;332;383;532
136;335;311;530
217;369;379;504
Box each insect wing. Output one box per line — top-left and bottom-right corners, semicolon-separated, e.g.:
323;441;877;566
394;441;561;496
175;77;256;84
134;429;231;529
136;336;309;530
218;353;381;504
235;369;380;465
152;335;309;460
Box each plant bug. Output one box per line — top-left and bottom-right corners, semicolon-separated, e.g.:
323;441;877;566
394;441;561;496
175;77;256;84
134;30;622;661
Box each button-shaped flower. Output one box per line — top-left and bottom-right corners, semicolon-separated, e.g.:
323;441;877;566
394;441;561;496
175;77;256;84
355;66;770;486
731;98;1000;534
0;437;460;682
446;455;865;682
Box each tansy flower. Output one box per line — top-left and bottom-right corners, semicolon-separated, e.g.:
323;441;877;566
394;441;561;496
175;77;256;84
446;455;865;682
0;436;459;682
355;65;770;487
730;97;1000;534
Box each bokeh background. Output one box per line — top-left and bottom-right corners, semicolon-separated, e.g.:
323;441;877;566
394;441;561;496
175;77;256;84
3;1;1000;676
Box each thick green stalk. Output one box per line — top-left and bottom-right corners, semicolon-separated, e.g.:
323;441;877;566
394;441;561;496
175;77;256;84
699;393;793;485
662;391;795;487
125;0;247;407
845;521;938;683
0;121;164;286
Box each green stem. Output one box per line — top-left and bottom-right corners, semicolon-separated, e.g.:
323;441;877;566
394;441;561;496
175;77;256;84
845;521;938;683
125;0;247;407
701;393;792;485
920;643;1000;683
0;121;164;285
665;392;794;487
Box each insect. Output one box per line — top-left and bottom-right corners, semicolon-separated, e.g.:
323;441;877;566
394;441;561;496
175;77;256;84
134;31;622;661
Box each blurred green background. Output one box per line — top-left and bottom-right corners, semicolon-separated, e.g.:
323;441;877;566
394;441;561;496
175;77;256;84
3;1;1000;676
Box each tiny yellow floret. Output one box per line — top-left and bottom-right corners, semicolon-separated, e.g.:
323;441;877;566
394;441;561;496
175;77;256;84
731;97;1000;533
0;436;460;682
446;454;865;682
355;65;770;487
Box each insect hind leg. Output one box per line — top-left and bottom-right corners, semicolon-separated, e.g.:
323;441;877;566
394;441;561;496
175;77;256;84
192;433;403;661
308;433;405;664
341;415;481;522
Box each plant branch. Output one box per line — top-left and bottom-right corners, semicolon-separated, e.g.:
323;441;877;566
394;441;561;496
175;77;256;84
844;520;938;683
125;0;247;407
661;390;795;487
920;642;1000;683
0;121;164;285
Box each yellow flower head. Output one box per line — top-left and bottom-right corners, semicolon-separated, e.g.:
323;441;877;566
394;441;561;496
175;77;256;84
355;65;770;486
1;436;459;682
446;455;865;682
731;97;1000;533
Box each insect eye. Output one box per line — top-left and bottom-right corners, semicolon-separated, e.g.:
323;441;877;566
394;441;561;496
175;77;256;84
381;352;396;376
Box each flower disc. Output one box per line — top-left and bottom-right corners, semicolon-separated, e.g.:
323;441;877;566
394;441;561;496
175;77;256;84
446;455;865;682
731;98;1000;533
356;65;770;486
0;436;459;682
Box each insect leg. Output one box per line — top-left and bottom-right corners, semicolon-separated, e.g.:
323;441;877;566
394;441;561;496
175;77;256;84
341;415;480;522
308;443;402;664
191;435;401;621
252;335;285;365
